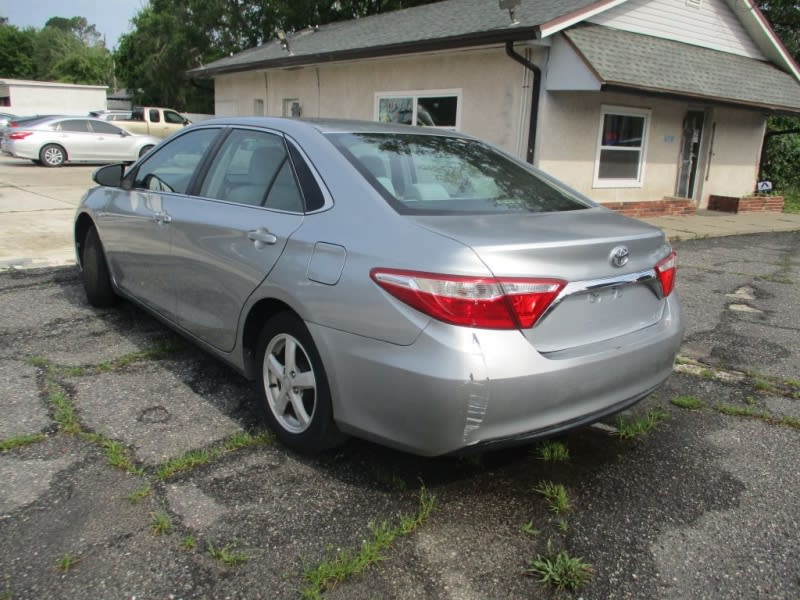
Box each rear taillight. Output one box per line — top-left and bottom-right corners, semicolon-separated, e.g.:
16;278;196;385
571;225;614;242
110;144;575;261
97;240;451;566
8;131;33;140
370;268;565;330
655;251;677;297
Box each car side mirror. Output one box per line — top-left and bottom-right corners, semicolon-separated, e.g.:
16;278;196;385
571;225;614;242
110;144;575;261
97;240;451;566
93;163;125;187
184;119;192;126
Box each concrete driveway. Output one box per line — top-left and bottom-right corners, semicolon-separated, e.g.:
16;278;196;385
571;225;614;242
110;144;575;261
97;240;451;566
1;157;799;599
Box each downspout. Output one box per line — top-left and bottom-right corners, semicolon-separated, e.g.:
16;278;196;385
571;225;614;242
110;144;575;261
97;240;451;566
505;41;541;164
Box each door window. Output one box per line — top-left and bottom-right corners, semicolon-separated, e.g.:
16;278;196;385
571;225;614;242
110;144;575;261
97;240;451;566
57;119;90;132
199;129;304;212
129;128;220;194
89;120;124;135
164;110;186;124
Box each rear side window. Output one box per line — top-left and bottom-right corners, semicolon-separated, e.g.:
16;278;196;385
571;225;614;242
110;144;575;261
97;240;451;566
198;129;304;212
57;119;90;132
327;132;589;215
129;128;220;194
149;109;161;123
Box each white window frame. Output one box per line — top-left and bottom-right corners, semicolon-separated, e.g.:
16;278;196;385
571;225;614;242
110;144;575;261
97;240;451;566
593;105;651;189
374;89;462;130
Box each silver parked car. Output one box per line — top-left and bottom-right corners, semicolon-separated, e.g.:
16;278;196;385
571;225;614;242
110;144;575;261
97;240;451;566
1;116;160;167
74;118;683;456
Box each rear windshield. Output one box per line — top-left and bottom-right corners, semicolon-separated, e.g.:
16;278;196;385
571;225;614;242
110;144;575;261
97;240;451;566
326;132;590;215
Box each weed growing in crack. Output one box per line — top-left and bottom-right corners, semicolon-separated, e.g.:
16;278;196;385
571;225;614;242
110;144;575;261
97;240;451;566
300;486;436;599
535;481;571;514
181;535;198;550
151;511;172;535
128;484;152;504
82;433;143;475
525;540;593;592
614;408;668;439
715;403;800;431
207;541;249;566
533;440;570;462
671;395;705;410
55;552;82;572
521;520;541;536
0;433;46;452
154;431;273;481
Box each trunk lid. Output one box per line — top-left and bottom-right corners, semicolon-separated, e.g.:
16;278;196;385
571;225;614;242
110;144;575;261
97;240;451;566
410;208;672;352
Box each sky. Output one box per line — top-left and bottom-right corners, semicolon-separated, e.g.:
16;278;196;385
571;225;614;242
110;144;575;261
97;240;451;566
2;0;147;49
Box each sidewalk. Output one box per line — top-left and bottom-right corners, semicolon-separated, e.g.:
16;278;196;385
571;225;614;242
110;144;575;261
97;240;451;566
641;209;800;241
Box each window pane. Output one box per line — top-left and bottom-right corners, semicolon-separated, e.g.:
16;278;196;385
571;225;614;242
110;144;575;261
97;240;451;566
416;96;457;127
328;132;588;215
200;129;287;207
131;129;219;194
598;149;641;179
378;97;413;125
602;114;644;148
89;120;122;134
59;120;89;132
265;161;304;212
164;110;185;124
149;109;161;123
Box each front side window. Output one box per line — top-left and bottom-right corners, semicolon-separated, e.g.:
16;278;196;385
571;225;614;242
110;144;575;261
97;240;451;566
593;106;650;188
376;90;460;128
89;120;123;135
164;110;186;124
328;132;589;215
129;128;220;194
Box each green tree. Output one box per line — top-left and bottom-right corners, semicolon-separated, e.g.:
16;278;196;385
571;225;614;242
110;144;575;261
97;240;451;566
114;0;439;111
0;22;37;78
757;1;800;196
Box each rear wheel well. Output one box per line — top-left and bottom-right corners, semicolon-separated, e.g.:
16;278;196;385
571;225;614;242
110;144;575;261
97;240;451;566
242;298;298;378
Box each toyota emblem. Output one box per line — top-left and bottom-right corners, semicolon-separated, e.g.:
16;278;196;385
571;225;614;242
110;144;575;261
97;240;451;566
610;246;629;268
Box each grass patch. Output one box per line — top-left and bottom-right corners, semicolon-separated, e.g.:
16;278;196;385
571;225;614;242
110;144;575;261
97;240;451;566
670;395;705;410
533;440;570;462
60;366;86;377
28;356;49;368
97;341;184;373
151;511;172;535
535;481;571;514
0;433;46;452
715;403;800;431
369;466;408;492
55;552;81;571
46;383;81;435
207;541;249;566
81;433;143;475
301;486;435;599
525;542;593;592
521;520;541;536
614;407;668;439
557;520;569;533
782;188;800;213
181;535;198;550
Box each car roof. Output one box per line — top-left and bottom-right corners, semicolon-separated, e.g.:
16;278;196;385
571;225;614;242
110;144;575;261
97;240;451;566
190;116;470;138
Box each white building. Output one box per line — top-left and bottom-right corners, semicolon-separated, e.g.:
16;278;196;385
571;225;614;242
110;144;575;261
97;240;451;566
0;79;108;116
188;0;800;215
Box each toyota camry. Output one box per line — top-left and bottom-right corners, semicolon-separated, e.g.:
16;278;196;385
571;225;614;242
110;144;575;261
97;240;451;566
74;118;683;456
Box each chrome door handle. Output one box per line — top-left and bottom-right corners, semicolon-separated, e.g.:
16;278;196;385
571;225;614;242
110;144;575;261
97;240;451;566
248;228;278;247
153;211;172;224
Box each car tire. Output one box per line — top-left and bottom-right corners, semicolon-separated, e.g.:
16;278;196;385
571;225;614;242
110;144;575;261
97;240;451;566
139;144;154;158
39;144;66;167
81;225;117;308
256;312;346;453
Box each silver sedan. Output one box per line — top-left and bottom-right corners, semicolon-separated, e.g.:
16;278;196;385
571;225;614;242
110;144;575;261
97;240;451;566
1;116;160;167
74;118;683;456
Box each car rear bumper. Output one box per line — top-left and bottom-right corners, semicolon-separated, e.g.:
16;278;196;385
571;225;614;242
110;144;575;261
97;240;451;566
309;294;684;456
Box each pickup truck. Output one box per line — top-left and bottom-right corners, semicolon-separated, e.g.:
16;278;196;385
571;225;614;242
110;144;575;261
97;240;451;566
116;107;191;138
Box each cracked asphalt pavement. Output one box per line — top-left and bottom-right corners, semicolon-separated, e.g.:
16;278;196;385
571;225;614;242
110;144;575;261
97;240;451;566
1;229;799;599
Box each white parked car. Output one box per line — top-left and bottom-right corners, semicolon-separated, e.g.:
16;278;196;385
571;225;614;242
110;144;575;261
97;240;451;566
1;116;160;167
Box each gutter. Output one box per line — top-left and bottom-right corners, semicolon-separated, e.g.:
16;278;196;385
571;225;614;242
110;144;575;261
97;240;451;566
189;27;541;78
505;41;541;165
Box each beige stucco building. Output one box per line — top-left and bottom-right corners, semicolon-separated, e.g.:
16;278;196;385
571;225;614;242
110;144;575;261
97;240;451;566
189;0;800;215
